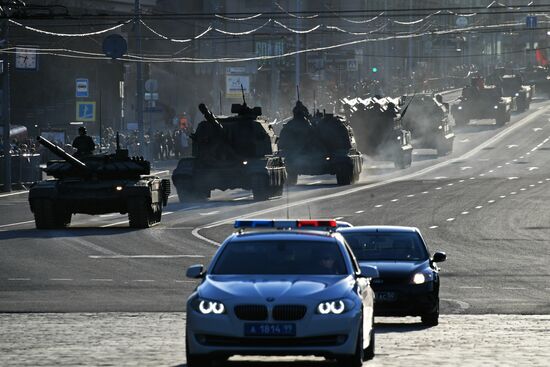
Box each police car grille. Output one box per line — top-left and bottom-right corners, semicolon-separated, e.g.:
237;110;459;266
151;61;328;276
272;305;307;321
198;335;347;347
234;305;268;321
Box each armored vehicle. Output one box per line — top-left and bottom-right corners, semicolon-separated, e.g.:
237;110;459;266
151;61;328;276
401;94;454;156
342;96;413;169
499;75;534;112
279;101;363;185
172;101;286;202
452;76;512;127
28;135;170;229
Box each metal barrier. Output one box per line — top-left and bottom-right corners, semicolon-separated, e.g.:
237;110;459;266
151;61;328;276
0;154;42;189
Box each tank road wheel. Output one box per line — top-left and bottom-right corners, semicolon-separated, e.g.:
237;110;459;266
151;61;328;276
336;165;354;185
175;179;208;203
128;197;154;229
252;175;270;201
436;136;452;156
54;209;72;228
33;199;56;229
495;110;507;127
394;150;412;169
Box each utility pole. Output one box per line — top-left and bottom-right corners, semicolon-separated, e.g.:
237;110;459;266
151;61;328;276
134;0;144;157
2;20;11;192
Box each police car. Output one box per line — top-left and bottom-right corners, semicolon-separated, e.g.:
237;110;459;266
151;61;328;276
185;219;379;367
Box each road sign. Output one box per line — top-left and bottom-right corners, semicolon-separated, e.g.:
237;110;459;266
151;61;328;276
226;75;250;97
76;101;96;122
347;59;358;72
75;78;89;98
526;16;537;29
456;16;468;27
144;79;158;93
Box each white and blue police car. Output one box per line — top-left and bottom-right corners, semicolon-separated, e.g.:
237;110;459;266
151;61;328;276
185;219;379;367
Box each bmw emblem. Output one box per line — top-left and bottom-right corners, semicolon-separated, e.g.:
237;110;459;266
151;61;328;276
266;297;275;302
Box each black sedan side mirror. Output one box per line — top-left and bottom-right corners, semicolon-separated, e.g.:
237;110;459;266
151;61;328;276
359;265;379;279
432;252;447;263
186;264;205;279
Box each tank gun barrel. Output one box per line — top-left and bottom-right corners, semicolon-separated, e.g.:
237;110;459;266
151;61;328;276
37;136;88;170
198;103;224;131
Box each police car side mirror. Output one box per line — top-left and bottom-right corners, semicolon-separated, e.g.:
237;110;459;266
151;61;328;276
432;252;447;263
359;265;379;279
186;264;205;279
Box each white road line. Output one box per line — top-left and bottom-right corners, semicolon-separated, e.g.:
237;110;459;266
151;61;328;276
0;220;35;229
91;279;113;282
460;166;472;171
528;167;539;171
162;211;174;216
391;199;399;202
190;104;550;246
458;180;465;183
529;184;536;187
510;192;517;195
446;218;455;222
8;278;30;281
101;220;129;228
199;211;220;216
520;188;527;191
507;144;518;148
174;280;196;283
488;170;494;173
479;173;485;177
434;176;447;180
538;181;543;184
0;190;28;198
374;204;383;208
497;166;502;168
134;280;155;282
355;210;364;214
487;200;495;203
88;255;205;259
307;181;323;185
508;177;519;180
233;196;251;201
475;206;483;209
461;211;469;215
435;187;442;190
50;278;73;281
505;162;511;165
334;216;344;220
500;195;506;199
422;191;429;194
406;194;415;197
429;226;438;229
502;287;526;290
459;286;483;289
447;183;454;186
469;177;475;180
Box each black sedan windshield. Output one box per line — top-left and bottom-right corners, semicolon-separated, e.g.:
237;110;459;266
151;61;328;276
341;232;429;261
212;240;348;275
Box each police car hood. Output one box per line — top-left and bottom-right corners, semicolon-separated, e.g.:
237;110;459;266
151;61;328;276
199;275;353;301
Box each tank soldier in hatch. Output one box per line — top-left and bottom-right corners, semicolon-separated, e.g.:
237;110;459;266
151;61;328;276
72;126;95;157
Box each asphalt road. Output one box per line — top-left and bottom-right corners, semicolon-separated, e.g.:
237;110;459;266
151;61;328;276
1;95;550;364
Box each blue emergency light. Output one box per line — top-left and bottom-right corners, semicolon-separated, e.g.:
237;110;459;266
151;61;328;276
234;219;338;229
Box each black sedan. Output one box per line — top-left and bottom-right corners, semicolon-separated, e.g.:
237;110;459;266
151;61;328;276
338;226;446;326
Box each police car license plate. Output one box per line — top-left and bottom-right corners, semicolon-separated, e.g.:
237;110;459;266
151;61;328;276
375;291;397;302
244;323;296;336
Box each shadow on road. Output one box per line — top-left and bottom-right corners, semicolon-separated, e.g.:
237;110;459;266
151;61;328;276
374;321;431;334
0;227;135;240
173;361;336;367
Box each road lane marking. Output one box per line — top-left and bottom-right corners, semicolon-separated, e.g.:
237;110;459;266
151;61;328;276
0;220;35;229
406;194;415;197
374;204;383;208
520;188;527;191
50;278;73;281
307;181;323;185
434;176;447;180
88;255;205;259
510;192;517;195
199;211;220;216
528;167;539;171
488;200;495;203
190;104;550;246
355;210;364;214
502;287;526;290
458;180;465;183
507;144;518;148
475;206;483;209
500;195;506;198
422;191;429;194
91;279;113;282
529;184;536;187
461;211;469;215
460;166;472;170
0;190;28;198
8;278;30;281
447;183;453;186
175;280;196;283
446;218;455;222
134;280;155;282
508;177;519;180
459;286;483;289
435;187;442;190
391;199;399;202
429;226;438;229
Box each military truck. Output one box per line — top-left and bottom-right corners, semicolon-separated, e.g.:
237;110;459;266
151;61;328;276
279;101;363;185
172;100;286;202
28;135;170;229
342;96;413;169
521;66;550;97
401;94;454;156
452;76;513;127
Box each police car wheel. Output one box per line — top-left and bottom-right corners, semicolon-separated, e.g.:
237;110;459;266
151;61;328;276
337;324;365;367
185;335;211;367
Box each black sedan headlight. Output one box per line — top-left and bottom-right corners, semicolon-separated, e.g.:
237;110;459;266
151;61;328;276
411;271;434;285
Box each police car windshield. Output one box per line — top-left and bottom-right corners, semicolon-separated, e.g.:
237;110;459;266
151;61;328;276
211;240;348;275
341;232;429;261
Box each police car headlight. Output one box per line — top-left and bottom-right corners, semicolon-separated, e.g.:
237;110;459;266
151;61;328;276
412;271;433;284
316;299;352;315
194;299;226;315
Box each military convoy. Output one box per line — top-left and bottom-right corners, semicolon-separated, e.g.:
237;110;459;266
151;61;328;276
452;76;513;127
28;135;170;229
401;94;454;156
521;66;550;97
499;75;534;112
342;96;413;169
278;101;362;185
172;99;286;202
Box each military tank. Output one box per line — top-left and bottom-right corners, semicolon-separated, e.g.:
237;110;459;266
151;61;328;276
172;98;286;202
28;135;170;229
342;96;413;169
499;74;534;112
521;66;550;97
452;76;513;127
279;101;363;185
401;94;455;156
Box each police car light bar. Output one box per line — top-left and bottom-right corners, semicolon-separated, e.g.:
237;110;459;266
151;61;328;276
234;219;338;229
